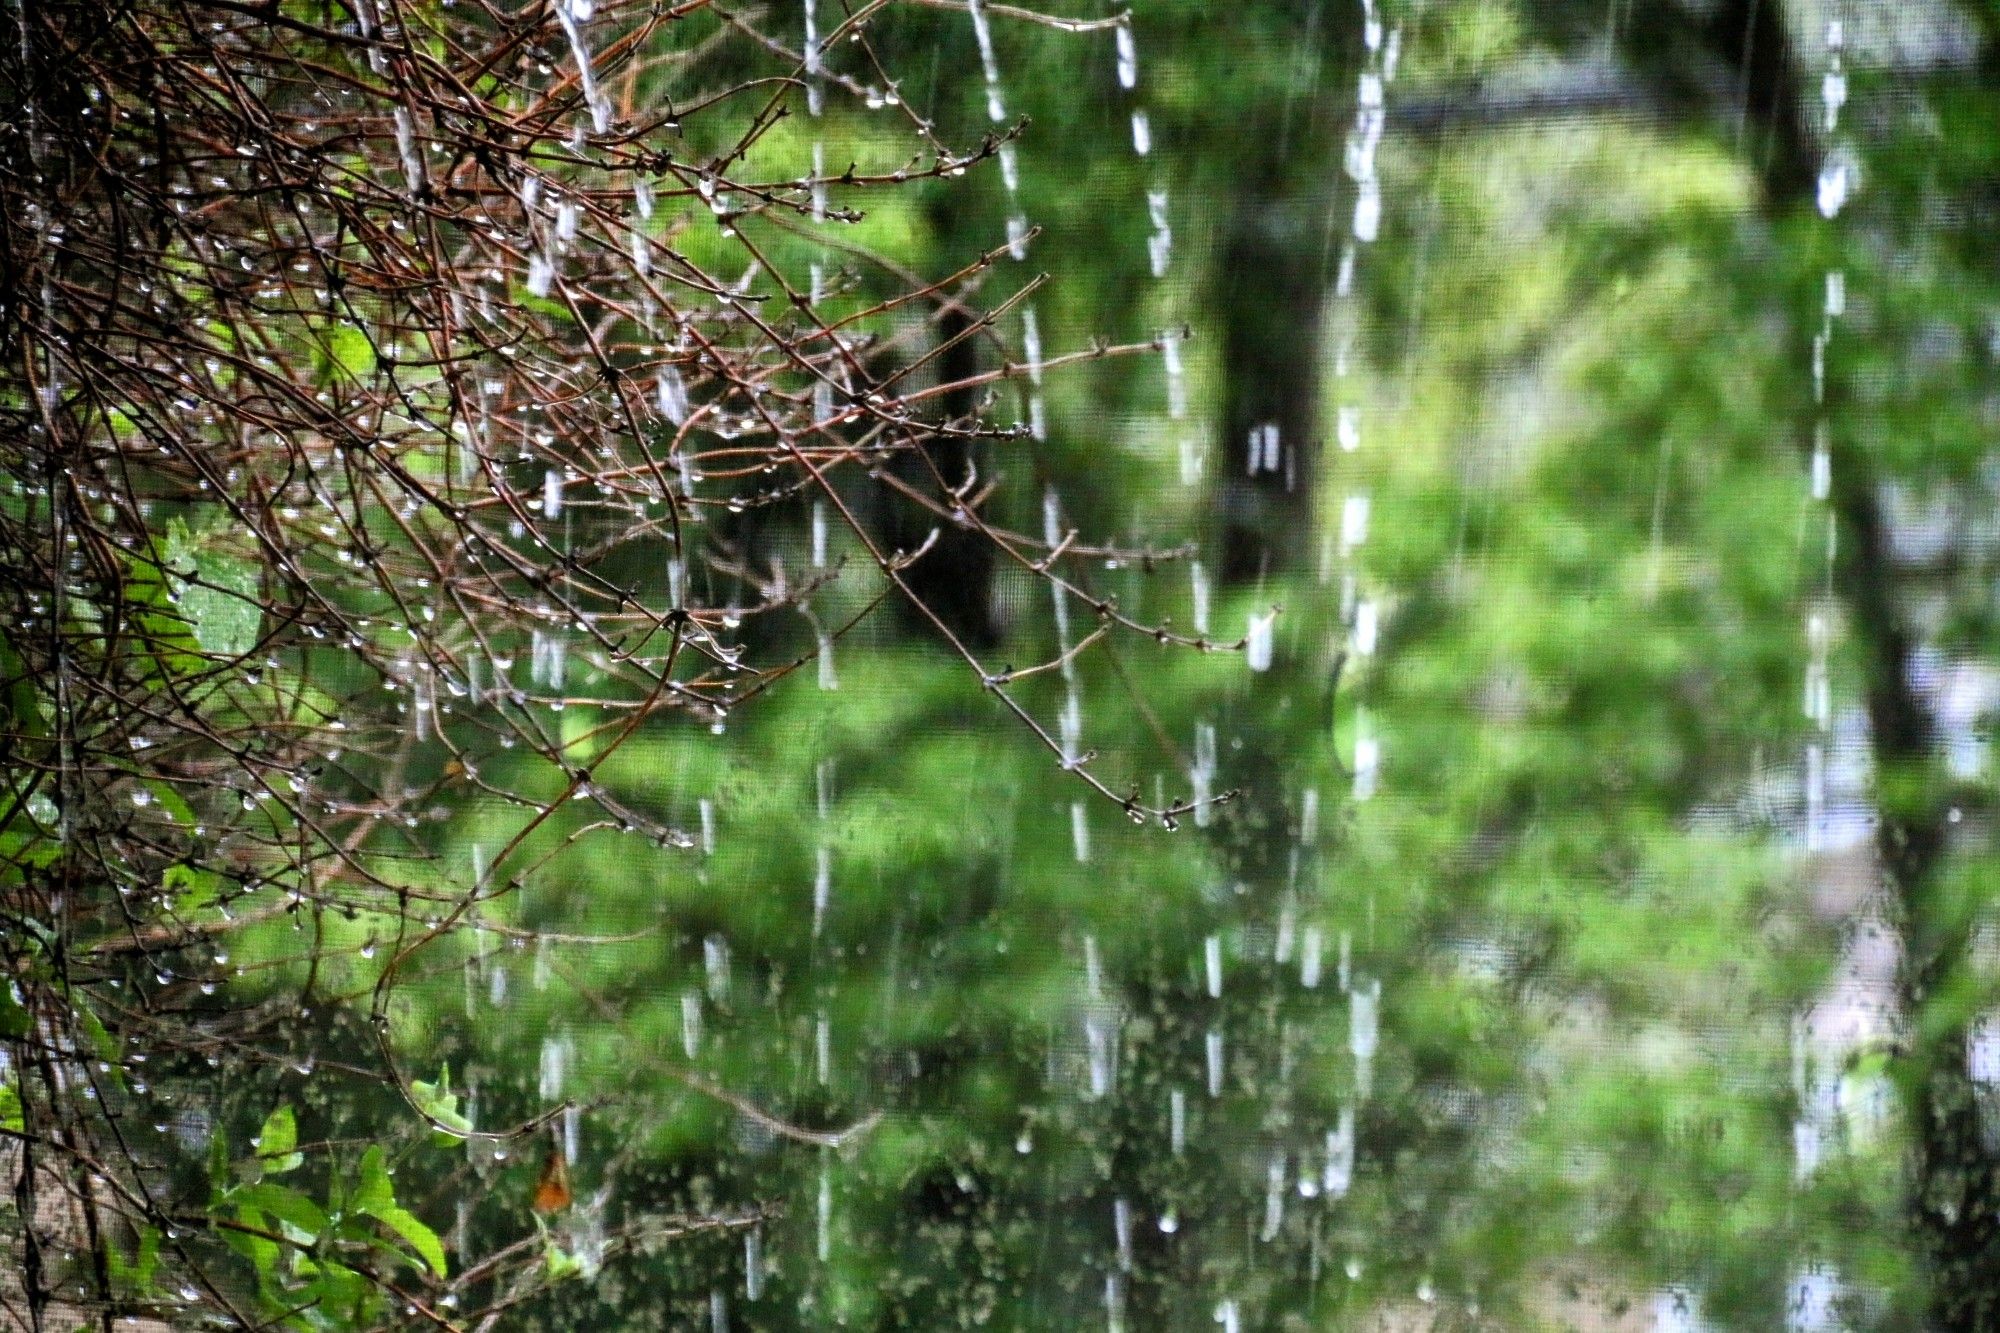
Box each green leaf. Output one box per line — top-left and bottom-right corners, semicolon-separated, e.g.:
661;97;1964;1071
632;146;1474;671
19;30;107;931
410;1065;473;1145
186;559;261;658
164;863;222;915
118;1223;160;1292
312;322;377;386
228;1203;282;1280
233;1181;327;1243
148;785;197;831
0;985;30;1040
68;1000;124;1091
352;1145;393;1212
208;1126;231;1204
345;1145;446;1276
163;520;261;659
0;1081;23;1132
254;1104;303;1175
544;1242;584;1280
297;1255;372;1326
0;633;47;739
138;1227;161;1292
121;539;200;680
514;289;575;325
370;1202;448;1278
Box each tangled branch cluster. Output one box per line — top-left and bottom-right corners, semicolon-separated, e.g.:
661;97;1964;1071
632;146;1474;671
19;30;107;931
0;0;1221;1321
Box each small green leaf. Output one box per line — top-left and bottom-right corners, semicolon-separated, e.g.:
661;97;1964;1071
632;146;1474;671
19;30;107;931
208;1126;231;1204
347;1147;446;1277
138;1225;160;1288
148;785;198;831
234;1181;327;1243
0;634;47;739
544;1242;584;1280
410;1065;472;1145
371;1202;448;1278
229;1203;282;1280
514;289;575;325
129;1223;161;1291
0;985;30;1040
163;863;222;915
121;541;200;677
312;322;378;386
164;521;261;659
299;1255;370;1323
254;1104;303;1175
353;1145;393;1212
68;1000;123;1089
0;1081;23;1132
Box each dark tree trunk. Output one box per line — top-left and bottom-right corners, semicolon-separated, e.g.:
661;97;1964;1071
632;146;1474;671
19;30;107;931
1706;2;1994;1322
885;299;999;649
1616;0;1820;204
1215;197;1327;586
1830;460;1986;1327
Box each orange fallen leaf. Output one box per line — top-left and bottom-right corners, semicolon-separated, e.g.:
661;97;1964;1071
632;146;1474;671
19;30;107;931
531;1144;572;1214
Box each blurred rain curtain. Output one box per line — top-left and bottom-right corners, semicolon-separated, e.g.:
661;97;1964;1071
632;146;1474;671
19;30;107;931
9;0;2000;1329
